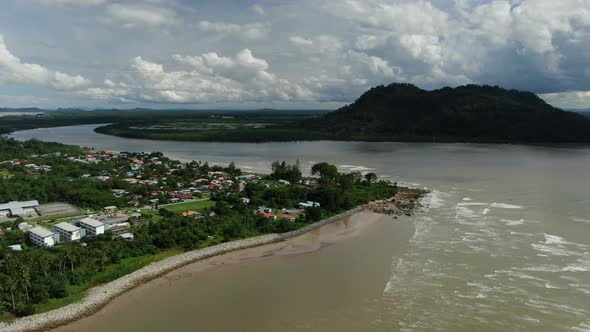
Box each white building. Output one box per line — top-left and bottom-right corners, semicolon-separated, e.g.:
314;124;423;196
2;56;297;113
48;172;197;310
53;222;82;242
29;226;55;247
0;200;39;218
298;201;321;209
79;217;105;236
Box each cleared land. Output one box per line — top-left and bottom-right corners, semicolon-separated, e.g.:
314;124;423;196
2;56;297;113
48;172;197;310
37;203;80;216
161;200;215;214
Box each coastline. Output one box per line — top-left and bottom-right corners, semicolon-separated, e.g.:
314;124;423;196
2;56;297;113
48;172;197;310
0;208;364;332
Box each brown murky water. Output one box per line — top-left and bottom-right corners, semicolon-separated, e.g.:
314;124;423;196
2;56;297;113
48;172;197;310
53;213;413;332
13;125;590;331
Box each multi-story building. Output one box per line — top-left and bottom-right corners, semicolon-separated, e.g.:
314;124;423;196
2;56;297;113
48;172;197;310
29;226;55;247
53;222;82;242
79;217;105;236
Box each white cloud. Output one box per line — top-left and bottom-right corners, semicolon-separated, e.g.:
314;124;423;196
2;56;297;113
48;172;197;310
326;0;449;35
198;21;269;40
83;49;312;103
289;35;342;53
290;36;313;47
39;0;106;5
0;34;90;90
105;3;178;28
354;34;387;51
539;91;590;109
6;0;590;108
345;50;399;78
252;4;265;16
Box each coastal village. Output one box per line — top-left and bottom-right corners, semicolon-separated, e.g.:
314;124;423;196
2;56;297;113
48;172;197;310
0;137;418;321
0;148;324;250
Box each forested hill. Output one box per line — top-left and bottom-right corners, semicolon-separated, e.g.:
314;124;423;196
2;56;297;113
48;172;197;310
308;84;590;143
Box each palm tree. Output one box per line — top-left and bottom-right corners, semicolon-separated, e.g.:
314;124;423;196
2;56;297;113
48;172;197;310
6;276;18;311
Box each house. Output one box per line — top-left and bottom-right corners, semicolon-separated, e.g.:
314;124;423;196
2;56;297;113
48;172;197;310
108;222;130;233
0;200;40;218
102;216;130;225
259;212;277;220
120;233;134;240
298;201;321;209
79;217;105;236
182;211;200;217
303;178;319;186
29;226;55;247
104;206;117;213
53;222;82;242
241;198;251;204
8;244;22;251
18;222;34;232
278;179;291;185
176;194;191;200
282;215;296;221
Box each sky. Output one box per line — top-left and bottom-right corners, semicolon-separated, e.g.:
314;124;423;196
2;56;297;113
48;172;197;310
0;0;589;110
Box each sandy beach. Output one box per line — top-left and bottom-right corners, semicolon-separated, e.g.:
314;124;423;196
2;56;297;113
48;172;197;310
50;211;409;332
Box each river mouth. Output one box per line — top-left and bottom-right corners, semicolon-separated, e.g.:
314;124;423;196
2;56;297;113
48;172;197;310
11;124;590;331
52;212;414;332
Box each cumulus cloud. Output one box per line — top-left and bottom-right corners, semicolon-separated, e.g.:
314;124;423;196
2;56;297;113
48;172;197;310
198;21;269;40
251;4;265;16
39;0;106;5
326;0;449;35
82;49;312;103
5;0;590;108
323;0;590;91
289;35;342;53
0;34;90;90
539;91;590;110
105;3;179;28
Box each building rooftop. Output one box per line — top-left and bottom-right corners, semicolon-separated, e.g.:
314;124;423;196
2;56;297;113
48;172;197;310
0;200;39;216
53;222;81;233
30;226;54;238
79;217;104;228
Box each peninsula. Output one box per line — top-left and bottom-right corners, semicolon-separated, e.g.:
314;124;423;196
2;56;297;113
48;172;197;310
0;137;425;328
93;84;590;143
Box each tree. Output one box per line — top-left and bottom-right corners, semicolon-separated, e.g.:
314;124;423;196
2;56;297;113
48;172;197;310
364;173;377;185
271;161;302;183
311;162;339;187
306;207;322;222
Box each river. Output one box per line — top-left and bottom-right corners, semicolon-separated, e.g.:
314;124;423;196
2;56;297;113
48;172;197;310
10;124;590;331
0;112;44;117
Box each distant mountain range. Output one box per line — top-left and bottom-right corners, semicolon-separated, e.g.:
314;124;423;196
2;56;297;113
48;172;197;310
0;107;48;112
303;84;590;143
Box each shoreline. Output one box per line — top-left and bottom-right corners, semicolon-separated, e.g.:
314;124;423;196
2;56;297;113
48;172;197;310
0;208;363;332
7;124;590;148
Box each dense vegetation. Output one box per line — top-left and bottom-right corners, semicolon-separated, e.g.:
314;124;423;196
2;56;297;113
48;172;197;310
4;84;588;143
308;84;590;143
0;109;324;137
93;84;590;143
0;139;400;319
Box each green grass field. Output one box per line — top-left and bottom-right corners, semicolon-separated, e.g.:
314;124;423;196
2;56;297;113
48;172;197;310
30;211;87;225
161;199;215;214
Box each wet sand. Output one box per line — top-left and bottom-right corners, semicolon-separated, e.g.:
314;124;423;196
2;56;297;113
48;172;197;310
52;212;415;332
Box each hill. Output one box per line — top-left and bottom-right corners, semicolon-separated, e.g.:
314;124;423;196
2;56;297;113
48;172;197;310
302;84;590;143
